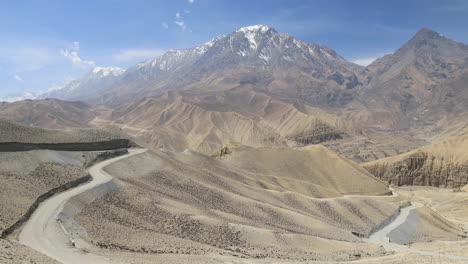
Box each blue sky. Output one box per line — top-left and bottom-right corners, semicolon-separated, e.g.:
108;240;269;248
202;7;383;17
1;0;467;100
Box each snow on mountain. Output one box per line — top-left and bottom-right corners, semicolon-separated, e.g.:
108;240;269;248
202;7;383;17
85;24;363;106
92;66;125;77
15;24;360;106
128;24;349;77
37;66;125;101
0;91;37;102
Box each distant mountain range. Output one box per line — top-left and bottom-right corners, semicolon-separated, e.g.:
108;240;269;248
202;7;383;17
3;24;468;163
33;25;468;135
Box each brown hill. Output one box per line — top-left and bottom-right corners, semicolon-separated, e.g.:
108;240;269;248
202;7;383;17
363;134;468;188
97;86;356;154
0;93;423;162
212;144;390;197
0;118;131;147
75;146;400;262
0;98;104;129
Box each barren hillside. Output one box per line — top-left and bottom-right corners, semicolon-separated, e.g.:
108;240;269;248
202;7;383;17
75;146;401;262
363;134;468;188
0;98;105;129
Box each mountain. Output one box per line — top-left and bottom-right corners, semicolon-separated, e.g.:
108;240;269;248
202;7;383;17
83;25;363;106
38;66;125;102
32;27;468;139
356;28;468;134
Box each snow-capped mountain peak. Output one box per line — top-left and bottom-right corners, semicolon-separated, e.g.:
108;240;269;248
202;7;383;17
235;24;272;34
91;66;125;77
130;24;351;76
36;66;125;101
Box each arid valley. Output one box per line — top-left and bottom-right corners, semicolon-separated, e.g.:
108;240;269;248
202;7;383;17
1;2;468;263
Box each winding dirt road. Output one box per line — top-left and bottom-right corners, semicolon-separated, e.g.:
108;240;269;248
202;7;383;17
366;201;468;261
18;148;147;264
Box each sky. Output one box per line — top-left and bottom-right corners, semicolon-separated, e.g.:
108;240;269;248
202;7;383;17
1;0;467;100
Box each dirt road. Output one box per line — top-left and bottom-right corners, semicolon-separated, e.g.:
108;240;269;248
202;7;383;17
17;148;147;264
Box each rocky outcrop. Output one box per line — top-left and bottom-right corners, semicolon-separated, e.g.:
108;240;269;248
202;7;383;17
364;152;468;188
287;120;344;145
211;146;233;159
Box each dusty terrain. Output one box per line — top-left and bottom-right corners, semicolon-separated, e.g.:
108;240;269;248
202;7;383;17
54;147;454;262
94;87;424;162
29;147;457;263
0;239;59;264
0;154;90;264
73;147;400;262
0;163;89;233
2;136;466;263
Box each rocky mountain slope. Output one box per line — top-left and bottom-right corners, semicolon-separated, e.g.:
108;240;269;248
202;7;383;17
40;26;468;138
0;93;420;162
363;134;468;188
355;28;468;133
96;86;359;155
79;25;364;107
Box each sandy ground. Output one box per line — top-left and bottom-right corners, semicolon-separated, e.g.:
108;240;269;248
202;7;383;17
0;163;89;232
0;239;59;264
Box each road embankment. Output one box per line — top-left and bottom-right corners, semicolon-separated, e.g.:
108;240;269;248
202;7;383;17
0;139;137;152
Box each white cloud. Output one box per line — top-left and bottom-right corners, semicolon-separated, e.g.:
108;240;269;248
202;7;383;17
175;20;186;30
188;0;194;3
114;49;165;63
175;12;187;31
47;84;64;92
352;57;378;66
352;52;391;66
162;22;169;29
60;41;95;68
14;74;23;81
0;91;37;102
